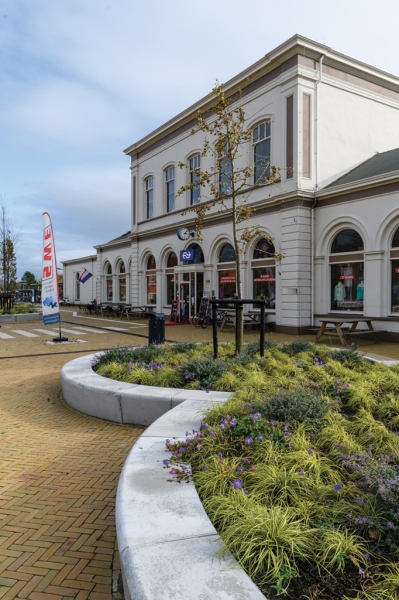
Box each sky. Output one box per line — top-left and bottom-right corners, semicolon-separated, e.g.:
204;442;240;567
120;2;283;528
1;0;399;280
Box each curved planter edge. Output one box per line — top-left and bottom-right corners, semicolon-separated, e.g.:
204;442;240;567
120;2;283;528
61;354;265;599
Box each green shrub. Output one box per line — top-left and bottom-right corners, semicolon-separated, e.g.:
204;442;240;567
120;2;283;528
181;357;228;389
252;387;330;428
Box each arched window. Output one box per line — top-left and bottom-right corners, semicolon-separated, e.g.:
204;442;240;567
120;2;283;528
166;252;177;304
252;238;276;309
186;243;204;265
253;121;271;184
218;243;236;299
330;229;364;312
331;229;364;253
105;264;112;301
391;226;399;312
75;272;80;301
253;238;275;259
167;252;178;268
219;243;236;263
146;256;156;305
119;262;126;302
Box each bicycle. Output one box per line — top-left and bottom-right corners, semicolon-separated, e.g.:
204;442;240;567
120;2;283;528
201;309;230;329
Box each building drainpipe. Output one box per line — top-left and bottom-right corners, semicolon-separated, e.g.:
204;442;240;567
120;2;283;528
312;55;324;327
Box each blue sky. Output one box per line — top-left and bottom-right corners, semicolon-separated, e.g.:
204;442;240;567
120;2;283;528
1;0;399;279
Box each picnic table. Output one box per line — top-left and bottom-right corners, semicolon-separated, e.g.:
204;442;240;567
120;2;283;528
121;306;155;320
314;317;387;346
219;309;276;332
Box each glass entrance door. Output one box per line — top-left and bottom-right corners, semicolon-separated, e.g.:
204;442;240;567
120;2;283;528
177;272;204;323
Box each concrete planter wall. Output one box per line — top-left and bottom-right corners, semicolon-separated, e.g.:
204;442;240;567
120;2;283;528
61;354;265;599
0;312;42;323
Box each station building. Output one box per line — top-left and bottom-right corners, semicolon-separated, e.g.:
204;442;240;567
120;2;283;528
63;35;399;339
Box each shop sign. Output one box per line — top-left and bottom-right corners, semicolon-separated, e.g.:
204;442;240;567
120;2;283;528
395;268;399;274
180;249;194;262
254;275;275;282
220;276;236;283
339;275;355;280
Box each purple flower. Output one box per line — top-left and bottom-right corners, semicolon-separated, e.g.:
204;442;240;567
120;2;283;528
203;465;209;470
163;459;170;466
230;418;237;427
243;458;251;465
236;466;244;473
356;497;364;504
299;469;305;477
244;437;253;445
209;430;215;437
196;444;201;451
387;521;394;529
334;484;342;492
250;413;262;422
179;447;185;454
249;467;254;472
217;452;223;458
359;569;365;578
307;449;314;455
169;469;177;475
243;489;249;495
233;479;243;489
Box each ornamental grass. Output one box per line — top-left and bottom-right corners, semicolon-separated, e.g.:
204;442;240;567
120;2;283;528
94;342;399;599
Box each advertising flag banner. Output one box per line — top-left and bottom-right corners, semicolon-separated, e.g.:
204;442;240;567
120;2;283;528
42;212;61;325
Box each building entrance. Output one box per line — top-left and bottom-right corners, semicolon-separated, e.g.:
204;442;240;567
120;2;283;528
176;271;204;323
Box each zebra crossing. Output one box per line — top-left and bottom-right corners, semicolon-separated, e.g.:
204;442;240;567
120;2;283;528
0;325;112;340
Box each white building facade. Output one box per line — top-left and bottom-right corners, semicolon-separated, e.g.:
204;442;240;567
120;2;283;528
63;35;399;339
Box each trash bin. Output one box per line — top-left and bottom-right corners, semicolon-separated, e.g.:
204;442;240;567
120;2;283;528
148;312;165;345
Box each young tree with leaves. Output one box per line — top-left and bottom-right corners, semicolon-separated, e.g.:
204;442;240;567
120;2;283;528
177;84;282;354
0;202;20;294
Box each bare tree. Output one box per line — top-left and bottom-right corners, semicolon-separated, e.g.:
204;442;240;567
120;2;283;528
177;84;283;354
0;200;21;294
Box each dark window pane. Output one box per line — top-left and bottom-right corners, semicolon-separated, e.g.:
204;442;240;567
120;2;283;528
186;244;204;265
392;228;399;248
147;189;153;218
147;255;156;270
147;275;156;304
219;243;236;262
331;229;364;253
167;252;178;268
392;260;399;312
120;262;125;274
220;144;232;194
167;180;174;212
253;238;275;259
253;267;276;308
330;262;364;311
219;269;236;299
166;274;175;304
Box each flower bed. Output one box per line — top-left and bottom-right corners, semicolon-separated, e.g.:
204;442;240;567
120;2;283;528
95;341;399;599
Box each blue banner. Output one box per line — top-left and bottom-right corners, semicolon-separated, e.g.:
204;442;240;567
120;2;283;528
180;248;194;262
43;313;61;325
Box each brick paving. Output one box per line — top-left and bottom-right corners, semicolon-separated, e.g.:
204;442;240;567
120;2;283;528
1;309;398;599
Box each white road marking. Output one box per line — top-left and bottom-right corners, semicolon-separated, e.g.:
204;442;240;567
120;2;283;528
11;330;39;338
0;332;14;339
103;326;128;331
68;326;107;334
51;328;87;335
32;329;60;337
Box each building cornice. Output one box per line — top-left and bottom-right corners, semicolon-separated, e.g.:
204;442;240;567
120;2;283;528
62;255;97;265
317;170;399;200
123;35;399;160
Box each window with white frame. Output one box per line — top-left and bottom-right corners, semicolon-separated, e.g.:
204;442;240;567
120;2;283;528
119;262;126;302
219;143;232;194
165;167;175;213
189;155;200;205
330;229;364;312
145;177;154;219
253;121;271;184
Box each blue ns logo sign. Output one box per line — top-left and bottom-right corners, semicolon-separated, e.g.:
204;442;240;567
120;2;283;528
180;249;195;262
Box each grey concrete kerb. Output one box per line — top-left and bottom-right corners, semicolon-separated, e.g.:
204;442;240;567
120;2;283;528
61;353;265;599
0;312;42;323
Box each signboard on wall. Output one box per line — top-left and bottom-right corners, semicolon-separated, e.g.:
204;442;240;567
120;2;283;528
180;249;194;262
220;276;236;284
198;297;210;321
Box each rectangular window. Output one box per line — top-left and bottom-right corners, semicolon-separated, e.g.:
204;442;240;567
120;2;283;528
76;274;80;301
166;274;174;304
253;121;271;184
218;269;236;299
107;279;113;301
220;143;232;194
147;275;156;304
146;177;154;219
286;96;293;179
190;155;200;205
331;262;364;312
119;278;126;302
391;260;399;312
253;267;276;309
302;94;311;178
165;167;175;212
